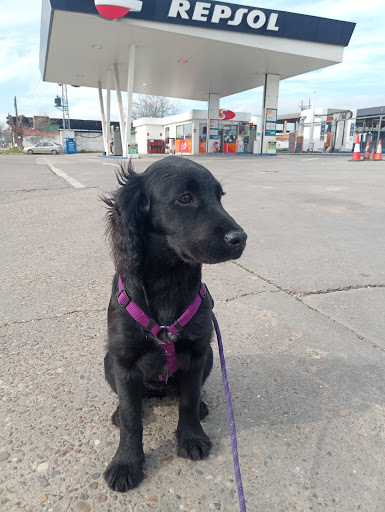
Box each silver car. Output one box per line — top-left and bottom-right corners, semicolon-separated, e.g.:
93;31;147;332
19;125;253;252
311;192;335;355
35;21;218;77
24;142;63;155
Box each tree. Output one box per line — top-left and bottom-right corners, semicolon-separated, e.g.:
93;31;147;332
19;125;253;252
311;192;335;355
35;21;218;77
6;114;24;151
0;122;12;147
131;95;180;120
33;115;51;131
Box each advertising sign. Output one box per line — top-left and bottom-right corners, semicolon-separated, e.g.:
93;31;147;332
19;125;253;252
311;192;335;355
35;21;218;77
49;0;355;48
128;144;138;154
264;108;277;136
94;0;142;19
112;0;354;46
209;119;219;140
219;109;236;120
176;139;192;153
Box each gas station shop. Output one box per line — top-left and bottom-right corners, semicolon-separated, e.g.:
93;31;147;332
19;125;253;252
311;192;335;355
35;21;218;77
40;0;355;157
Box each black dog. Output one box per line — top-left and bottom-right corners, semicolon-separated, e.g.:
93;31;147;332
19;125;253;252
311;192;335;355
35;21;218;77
102;156;247;492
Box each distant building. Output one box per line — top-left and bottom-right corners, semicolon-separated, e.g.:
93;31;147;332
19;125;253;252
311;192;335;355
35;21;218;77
6;115;119;153
277;106;385;153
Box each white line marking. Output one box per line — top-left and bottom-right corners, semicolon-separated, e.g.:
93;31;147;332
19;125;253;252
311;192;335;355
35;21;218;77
103;163;120;167
302;158;319;161
45;159;85;189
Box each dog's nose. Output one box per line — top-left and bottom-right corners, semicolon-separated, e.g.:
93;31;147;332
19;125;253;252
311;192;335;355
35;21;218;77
224;230;247;249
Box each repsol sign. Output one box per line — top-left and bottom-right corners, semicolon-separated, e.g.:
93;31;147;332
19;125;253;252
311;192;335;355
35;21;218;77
168;1;279;32
58;0;355;47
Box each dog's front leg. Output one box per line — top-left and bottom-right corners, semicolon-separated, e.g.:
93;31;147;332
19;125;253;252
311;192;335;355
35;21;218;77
104;361;144;492
177;355;212;460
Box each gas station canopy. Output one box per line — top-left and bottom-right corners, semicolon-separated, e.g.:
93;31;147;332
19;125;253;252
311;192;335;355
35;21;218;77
40;0;355;100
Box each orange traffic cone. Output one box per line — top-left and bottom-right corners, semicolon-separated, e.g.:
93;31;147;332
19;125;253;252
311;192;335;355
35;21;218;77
363;140;370;160
352;135;361;161
375;140;382;161
370;147;376;160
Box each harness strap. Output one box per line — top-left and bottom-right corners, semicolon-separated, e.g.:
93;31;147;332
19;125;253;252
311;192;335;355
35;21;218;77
117;276;208;379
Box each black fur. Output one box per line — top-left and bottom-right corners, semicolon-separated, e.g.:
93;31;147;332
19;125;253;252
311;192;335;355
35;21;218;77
102;156;247;492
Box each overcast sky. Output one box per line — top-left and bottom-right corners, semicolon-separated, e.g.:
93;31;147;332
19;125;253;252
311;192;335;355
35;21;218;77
1;0;384;125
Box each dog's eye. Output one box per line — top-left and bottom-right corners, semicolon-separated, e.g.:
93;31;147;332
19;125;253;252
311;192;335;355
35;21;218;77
177;193;193;204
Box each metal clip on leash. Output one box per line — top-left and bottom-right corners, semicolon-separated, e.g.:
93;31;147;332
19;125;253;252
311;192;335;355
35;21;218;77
212;312;247;512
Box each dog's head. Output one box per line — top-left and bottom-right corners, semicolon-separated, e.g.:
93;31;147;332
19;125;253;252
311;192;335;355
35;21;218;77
104;157;247;277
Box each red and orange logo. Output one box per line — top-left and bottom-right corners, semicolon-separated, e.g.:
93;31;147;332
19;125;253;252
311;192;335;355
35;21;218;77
94;0;143;19
219;109;236;120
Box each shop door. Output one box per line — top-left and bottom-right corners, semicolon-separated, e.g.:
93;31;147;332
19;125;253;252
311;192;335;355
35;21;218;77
218;129;224;153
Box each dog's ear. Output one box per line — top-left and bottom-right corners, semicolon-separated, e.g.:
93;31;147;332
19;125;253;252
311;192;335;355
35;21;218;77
103;163;149;278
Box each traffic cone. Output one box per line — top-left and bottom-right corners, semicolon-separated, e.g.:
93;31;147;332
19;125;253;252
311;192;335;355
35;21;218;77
352;135;361;161
370;147;375;160
375;140;382;161
363;140;370;160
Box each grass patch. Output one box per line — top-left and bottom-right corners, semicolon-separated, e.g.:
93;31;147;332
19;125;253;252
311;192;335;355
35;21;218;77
0;148;24;155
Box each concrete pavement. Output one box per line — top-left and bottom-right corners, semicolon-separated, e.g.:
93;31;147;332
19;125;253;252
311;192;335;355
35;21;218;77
0;153;384;512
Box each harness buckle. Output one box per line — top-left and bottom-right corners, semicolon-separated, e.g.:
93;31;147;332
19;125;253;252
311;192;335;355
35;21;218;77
171;320;183;333
145;319;156;333
117;289;131;308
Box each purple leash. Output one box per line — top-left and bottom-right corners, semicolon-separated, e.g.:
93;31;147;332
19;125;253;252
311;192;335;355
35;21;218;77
212;312;247;512
116;275;246;509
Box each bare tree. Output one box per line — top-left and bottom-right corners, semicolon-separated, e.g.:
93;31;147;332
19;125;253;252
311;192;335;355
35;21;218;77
6;114;24;151
132;95;180;120
0;122;12;147
33;115;51;130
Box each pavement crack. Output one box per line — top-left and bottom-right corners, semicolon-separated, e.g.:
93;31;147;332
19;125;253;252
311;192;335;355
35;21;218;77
231;260;384;350
231;260;286;291
222;290;280;302
288;283;385;298
0;307;106;329
299;301;384;351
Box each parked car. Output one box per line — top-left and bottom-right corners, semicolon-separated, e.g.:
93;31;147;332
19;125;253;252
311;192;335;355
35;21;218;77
23;142;63;155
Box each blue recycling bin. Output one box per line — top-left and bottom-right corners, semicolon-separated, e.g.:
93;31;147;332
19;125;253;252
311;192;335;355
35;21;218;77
64;138;77;154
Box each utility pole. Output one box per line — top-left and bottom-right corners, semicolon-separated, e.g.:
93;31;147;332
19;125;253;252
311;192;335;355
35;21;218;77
55;84;71;130
11;96;24;151
14;96;19;122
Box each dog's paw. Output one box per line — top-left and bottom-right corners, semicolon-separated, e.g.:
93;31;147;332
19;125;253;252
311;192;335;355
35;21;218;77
104;460;143;492
177;429;212;460
199;400;209;420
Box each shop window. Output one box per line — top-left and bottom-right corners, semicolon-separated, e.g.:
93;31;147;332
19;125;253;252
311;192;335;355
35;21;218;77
176;123;193;153
365;117;380;132
355;118;364;133
176;125;184;139
199;123;207;153
184;123;192;138
381;117;385;132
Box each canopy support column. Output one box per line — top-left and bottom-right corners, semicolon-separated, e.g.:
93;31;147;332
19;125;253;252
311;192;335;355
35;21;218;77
98;82;108;155
261;74;280;154
114;63;126;156
206;93;220;153
124;45;136;158
106;69;111;155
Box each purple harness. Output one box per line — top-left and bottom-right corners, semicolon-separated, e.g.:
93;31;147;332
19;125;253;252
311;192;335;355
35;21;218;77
117;275;246;511
117;276;208;380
